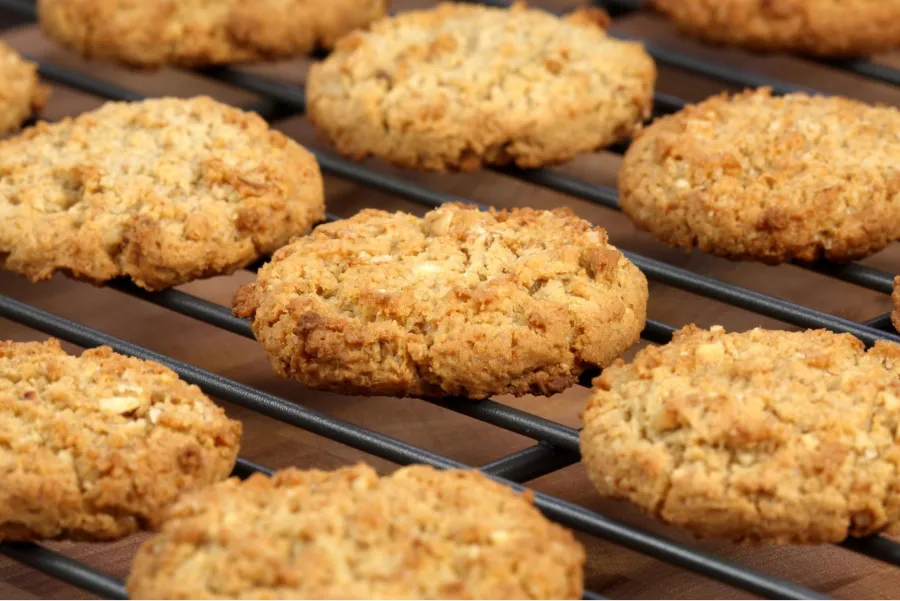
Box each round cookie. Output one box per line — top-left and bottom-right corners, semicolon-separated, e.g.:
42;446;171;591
580;325;900;544
619;89;900;264
651;0;900;58
127;463;584;599
0;339;241;541
0;96;324;291
38;0;389;68
307;3;656;172
0;42;48;134
233;204;648;399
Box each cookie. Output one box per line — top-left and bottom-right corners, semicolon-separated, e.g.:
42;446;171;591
307;3;655;172
127;463;584;599
0;42;48;134
651;0;900;57
233;204;648;399
619;88;900;264
0;96;324;291
38;0;389;68
580;324;900;544
0;339;241;542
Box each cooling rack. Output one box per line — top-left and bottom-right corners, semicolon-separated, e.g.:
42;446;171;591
1;0;899;598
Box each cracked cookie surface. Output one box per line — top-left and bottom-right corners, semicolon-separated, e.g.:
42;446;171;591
0;96;324;291
651;0;900;57
127;463;584;599
0;41;48;134
581;325;900;544
0;339;241;542
619;89;900;264
234;204;647;399
307;2;655;171
38;0;388;68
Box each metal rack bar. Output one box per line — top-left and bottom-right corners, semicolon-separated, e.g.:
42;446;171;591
0;543;128;600
421;396;581;451
864;313;895;332
107;280;254;339
481;443;579;483
233;457;273;478
625;253;898;347
28;55;144;102
818;59;900;87
841;536;900;567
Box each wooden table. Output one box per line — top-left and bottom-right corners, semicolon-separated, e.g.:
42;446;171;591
2;1;900;598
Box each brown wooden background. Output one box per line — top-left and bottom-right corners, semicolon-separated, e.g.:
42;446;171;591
2;1;900;598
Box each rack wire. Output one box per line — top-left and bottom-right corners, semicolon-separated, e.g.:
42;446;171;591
1;0;899;598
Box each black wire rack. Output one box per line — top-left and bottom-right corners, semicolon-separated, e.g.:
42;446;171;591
1;0;899;599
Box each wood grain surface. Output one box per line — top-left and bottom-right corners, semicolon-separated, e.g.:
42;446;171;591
2;1;900;598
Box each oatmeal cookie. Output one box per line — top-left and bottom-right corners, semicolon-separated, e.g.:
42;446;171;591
0;96;324;291
0;339;241;542
307;2;655;171
651;0;900;57
619;88;900;264
38;0;388;68
0;42;48;134
581;324;900;544
127;463;584;599
233;204;648;399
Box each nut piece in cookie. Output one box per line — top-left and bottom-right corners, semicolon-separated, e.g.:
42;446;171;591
0;41;49;134
38;0;389;68
0;96;324;291
619;88;900;264
307;2;655;171
233;203;648;399
0;339;241;542
651;0;900;58
127;463;584;599
581;324;900;544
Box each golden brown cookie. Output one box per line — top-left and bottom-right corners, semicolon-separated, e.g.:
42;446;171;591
0;339;241;542
234;204;648;399
651;0;900;57
0;96;324;291
619;89;900;264
581;324;900;544
38;0;388;68
127;463;584;599
0;42;48;135
307;3;655;172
